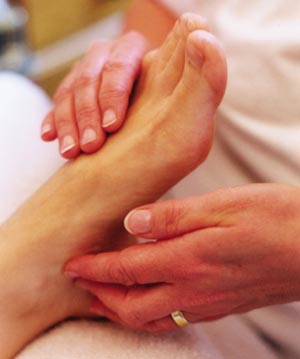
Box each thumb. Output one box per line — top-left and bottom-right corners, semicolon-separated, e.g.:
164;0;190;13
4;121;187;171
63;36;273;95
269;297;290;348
124;193;223;240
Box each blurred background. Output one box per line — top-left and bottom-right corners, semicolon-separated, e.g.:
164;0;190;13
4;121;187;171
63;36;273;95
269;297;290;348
0;0;130;95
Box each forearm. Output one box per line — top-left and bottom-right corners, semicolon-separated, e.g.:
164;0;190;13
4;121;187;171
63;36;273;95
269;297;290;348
124;0;175;46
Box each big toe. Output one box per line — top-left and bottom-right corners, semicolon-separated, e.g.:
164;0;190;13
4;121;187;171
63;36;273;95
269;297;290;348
157;13;210;95
167;30;227;168
178;30;227;106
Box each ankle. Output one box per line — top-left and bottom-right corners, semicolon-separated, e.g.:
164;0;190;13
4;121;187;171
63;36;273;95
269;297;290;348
0;216;89;357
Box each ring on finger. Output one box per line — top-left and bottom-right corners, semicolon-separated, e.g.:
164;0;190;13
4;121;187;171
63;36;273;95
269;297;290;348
171;310;189;328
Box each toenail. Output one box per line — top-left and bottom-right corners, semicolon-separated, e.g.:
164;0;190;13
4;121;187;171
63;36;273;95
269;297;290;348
124;209;152;235
61;135;76;154
186;18;198;32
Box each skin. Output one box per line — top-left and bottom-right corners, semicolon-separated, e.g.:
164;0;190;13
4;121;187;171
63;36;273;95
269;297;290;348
56;0;300;334
0;14;226;358
41;33;151;158
40;0;174;159
67;183;300;332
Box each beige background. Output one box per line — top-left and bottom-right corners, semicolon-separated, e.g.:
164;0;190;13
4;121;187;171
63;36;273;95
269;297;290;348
12;0;130;94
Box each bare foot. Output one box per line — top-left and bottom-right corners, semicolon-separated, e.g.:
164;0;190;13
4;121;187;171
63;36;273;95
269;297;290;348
1;14;227;358
104;12;227;201
63;10;226;331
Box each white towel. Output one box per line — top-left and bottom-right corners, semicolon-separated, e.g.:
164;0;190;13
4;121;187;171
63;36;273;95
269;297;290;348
16;319;222;359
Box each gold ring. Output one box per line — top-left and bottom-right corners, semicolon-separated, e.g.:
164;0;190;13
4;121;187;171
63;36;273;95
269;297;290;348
171;310;189;327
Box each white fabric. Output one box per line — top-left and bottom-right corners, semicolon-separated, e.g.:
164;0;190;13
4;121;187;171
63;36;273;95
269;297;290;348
0;73;279;358
0;72;65;224
16;320;223;359
16;317;280;359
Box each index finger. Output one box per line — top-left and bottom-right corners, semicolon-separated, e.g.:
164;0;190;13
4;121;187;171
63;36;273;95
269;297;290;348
65;238;192;285
53;60;82;103
100;31;151;132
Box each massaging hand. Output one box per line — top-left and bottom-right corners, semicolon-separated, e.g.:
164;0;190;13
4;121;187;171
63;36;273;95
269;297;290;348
41;32;150;159
65;183;300;333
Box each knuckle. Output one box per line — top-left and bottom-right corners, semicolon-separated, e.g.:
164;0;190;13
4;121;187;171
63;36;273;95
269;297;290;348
75;71;97;88
109;254;136;286
54;86;71;102
76;104;98;122
156;203;186;238
99;86;129;102
55;116;71;131
103;58;133;74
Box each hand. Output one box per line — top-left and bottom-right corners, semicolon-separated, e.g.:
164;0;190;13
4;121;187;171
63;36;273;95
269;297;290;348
41;31;151;159
65;183;300;333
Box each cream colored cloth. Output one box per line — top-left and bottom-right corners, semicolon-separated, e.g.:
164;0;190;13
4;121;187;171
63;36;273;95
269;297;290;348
161;0;300;358
160;0;300;190
16;318;279;359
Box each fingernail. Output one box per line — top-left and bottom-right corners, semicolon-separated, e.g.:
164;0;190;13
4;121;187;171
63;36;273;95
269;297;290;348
102;109;117;128
41;123;52;136
81;127;97;145
65;271;79;279
61;135;76;154
124;209;152;235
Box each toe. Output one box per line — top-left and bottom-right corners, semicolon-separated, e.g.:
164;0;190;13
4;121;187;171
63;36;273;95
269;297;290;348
158;14;210;96
165;30;227;168
155;20;181;69
180;30;227;105
178;13;210;37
